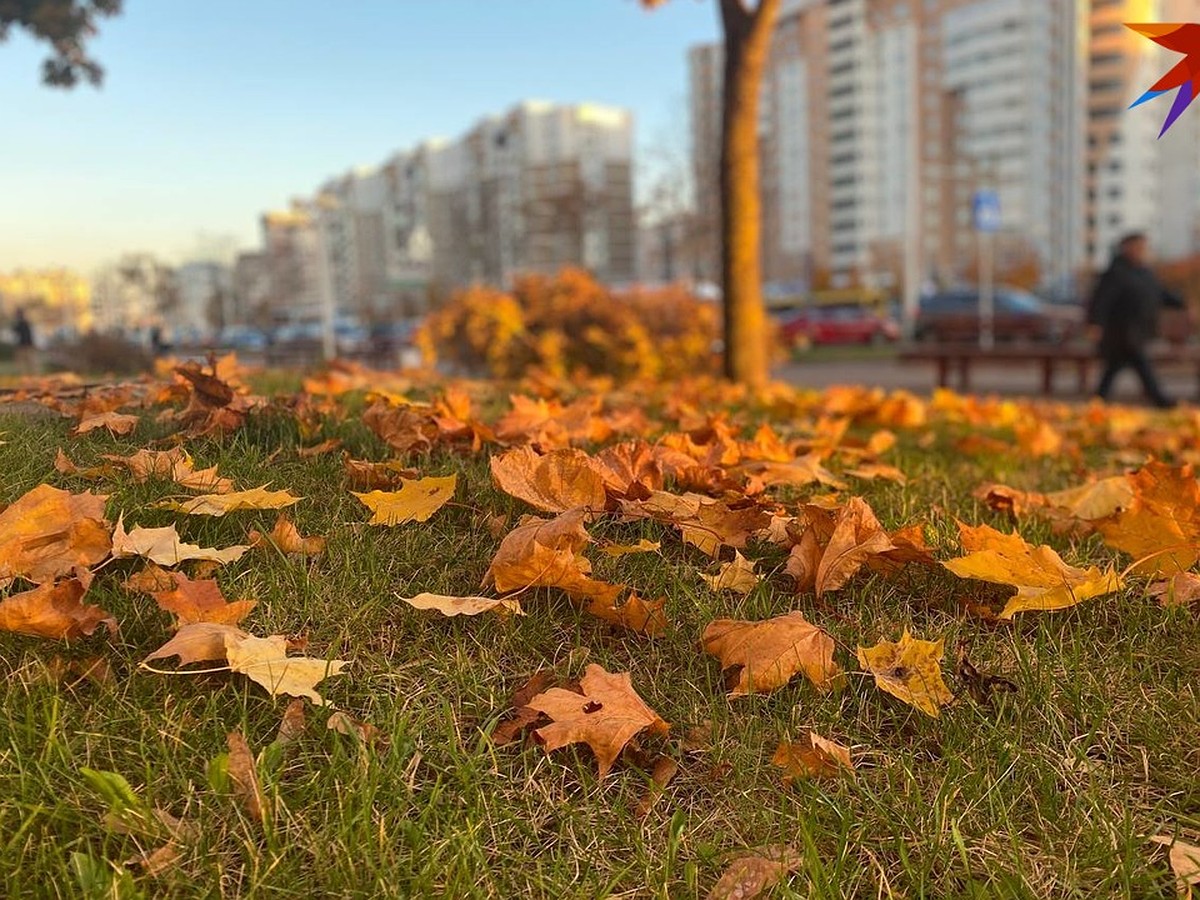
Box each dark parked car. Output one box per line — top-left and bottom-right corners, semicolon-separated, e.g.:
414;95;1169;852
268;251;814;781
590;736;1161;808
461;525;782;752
915;287;1082;344
778;304;901;347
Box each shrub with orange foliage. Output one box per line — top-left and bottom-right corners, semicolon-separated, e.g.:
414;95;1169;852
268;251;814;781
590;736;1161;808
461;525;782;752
418;268;719;381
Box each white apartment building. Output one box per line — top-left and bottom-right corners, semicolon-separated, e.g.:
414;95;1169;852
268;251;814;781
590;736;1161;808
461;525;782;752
428;101;636;287
691;0;1102;291
176;260;231;333
260;202;324;324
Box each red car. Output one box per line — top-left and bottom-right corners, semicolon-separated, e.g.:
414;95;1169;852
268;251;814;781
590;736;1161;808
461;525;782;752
779;304;901;347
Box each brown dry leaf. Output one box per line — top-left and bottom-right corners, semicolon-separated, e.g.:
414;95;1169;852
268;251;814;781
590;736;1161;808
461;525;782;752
275;698;308;745
362;400;438;454
126;843;183;877
1098;461;1200;576
1148;572;1200;609
74;411;139;436
845;462;907;485
1149;835;1200;897
123;563;178;594
46;654;113;687
150;571;257;626
353;474;456;526
483;509;592;592
326;711;385;747
491;671;557;746
111;516;249;567
634;755;679;819
398;592;524;618
0;577;115;639
584;591;668;637
942;521;1122;619
527;663;669;777
490;446;608;513
700;551;759;595
702;610;840;696
142;622;249;666
225;732;269;824
224;633;348;705
857;630;953;717
104;447;234;493
593;441;664;499
813;497;896;595
342;456;420;490
740;454;847;490
1015;420;1064;457
772;731;854;783
0;484;110;587
976;476;1132;534
624;492;770;558
707;846;802;900
163;486;300;517
600;539;661;558
249;514;325;555
297;438;342;458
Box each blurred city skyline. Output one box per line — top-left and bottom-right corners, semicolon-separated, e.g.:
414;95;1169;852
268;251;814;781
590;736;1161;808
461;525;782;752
0;0;717;272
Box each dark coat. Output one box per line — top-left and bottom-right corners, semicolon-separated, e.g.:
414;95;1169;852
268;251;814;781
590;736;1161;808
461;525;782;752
1087;255;1183;353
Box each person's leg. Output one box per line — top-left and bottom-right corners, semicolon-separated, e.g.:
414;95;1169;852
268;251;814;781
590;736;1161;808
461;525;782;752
1129;348;1174;407
1095;352;1125;400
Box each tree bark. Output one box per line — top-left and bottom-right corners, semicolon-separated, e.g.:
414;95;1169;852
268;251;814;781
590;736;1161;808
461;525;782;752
718;0;779;387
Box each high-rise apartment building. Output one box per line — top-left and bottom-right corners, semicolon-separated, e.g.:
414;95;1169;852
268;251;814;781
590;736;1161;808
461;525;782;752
1087;0;1200;268
260;201;324;323
429;101;636;287
690;0;1097;293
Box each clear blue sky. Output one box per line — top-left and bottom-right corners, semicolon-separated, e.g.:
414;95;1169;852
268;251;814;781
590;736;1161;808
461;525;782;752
0;0;718;272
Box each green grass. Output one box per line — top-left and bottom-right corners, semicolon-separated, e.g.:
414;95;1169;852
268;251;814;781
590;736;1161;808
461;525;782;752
0;381;1197;899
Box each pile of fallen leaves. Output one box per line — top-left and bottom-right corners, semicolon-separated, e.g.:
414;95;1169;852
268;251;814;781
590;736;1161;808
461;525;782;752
2;356;1199;897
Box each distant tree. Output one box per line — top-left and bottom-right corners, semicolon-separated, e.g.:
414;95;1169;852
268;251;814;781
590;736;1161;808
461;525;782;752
0;0;122;86
641;0;780;388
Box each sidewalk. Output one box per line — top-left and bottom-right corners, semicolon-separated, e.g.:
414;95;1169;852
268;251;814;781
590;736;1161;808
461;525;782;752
776;353;1198;404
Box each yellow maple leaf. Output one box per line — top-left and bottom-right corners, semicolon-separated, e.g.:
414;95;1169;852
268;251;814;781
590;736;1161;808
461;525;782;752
223;633;348;706
943;521;1121;619
162;486;300;517
700;551;759;595
857;630;953;717
353;474;456;526
111;515;248;566
398;592;523;617
772;731;854;782
702;610;840;696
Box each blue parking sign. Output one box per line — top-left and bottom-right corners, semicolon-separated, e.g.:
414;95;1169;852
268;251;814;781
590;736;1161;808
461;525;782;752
972;190;1001;233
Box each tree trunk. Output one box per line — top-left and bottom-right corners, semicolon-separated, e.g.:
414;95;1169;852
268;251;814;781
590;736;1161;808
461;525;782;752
718;0;779;388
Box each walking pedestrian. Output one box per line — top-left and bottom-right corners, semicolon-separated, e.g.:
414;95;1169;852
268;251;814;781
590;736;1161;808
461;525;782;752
1088;232;1185;408
11;308;37;376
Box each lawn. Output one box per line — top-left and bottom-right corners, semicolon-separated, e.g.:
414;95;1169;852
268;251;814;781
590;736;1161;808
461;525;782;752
0;363;1197;899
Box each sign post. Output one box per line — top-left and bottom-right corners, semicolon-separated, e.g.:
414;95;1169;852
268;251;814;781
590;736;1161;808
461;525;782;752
972;189;1000;350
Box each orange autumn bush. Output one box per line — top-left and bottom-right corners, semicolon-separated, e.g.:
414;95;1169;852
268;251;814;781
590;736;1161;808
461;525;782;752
418;268;719;381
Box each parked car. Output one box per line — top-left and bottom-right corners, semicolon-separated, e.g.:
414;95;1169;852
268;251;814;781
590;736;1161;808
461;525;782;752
778;304;901;347
915;287;1082;344
216;325;269;352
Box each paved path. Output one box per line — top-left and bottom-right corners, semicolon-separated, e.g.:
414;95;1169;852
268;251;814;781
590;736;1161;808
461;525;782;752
776;355;1199;404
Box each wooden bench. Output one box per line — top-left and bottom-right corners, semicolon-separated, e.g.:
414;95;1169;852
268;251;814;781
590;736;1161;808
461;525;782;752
899;342;1200;397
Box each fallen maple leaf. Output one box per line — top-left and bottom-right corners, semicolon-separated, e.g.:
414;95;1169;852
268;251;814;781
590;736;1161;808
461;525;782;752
104;447;233;493
700;551;759;595
275;698;308;746
526;663;669;777
1150;834;1200;898
74;410;139;436
343;456;419;490
248;514;325;555
1098;461;1200;576
772;731;854;782
150;571;257;626
224;633;348;705
634;755;679;819
812;497;896;596
707;846;802;900
0;577;115;639
162;486;300;517
702;610;840;696
111;516;248;567
398;592;524;617
142;622;249;666
844;462;907;485
857;630;953;717
490;446;607;513
225;732;269;824
353;474;456;526
326;711;386;747
1148;572;1200;609
483;509;593;592
942;521;1121;619
0;484;110;586
584;591;668;637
